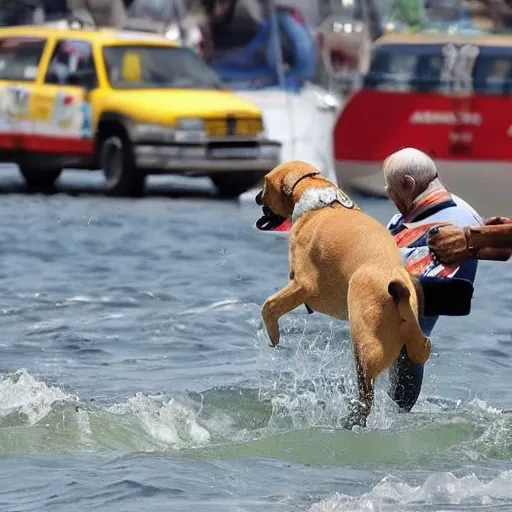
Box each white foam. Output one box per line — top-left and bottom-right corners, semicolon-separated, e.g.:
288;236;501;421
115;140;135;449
64;295;95;303
0;369;75;425
64;295;126;304
310;471;512;511
180;298;245;316
254;312;508;435
107;392;211;449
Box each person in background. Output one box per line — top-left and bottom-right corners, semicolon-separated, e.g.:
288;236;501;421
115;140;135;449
196;0;316;89
383;147;483;412
428;216;512;265
197;0;262;63
263;0;317;88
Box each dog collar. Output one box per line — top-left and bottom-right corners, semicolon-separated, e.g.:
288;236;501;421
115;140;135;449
292;187;357;223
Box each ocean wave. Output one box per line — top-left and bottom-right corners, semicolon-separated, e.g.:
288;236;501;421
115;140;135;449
309;471;512;511
0;369;510;465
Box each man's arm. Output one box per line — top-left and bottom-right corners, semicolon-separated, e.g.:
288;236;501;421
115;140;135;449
428;217;512;265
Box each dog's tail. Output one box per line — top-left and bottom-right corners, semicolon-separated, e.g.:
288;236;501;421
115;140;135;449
388;276;413;321
388;269;431;365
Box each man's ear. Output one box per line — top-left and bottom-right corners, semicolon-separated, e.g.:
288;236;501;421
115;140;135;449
403;174;416;193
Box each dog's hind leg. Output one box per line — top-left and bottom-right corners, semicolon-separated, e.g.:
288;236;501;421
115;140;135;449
344;273;404;429
344;298;378;428
344;346;375;429
261;281;308;347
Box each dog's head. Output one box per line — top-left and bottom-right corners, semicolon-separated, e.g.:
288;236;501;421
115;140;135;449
255;161;330;231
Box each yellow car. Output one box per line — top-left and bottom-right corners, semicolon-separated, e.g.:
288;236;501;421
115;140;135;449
0;25;281;197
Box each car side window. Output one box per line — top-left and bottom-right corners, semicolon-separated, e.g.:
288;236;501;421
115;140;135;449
0;37;47;82
45;39;97;89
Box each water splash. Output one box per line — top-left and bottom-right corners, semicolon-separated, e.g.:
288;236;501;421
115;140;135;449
107;392;211;448
0;368;509;464
310;471;512;511
254;316;395;431
0;369;76;425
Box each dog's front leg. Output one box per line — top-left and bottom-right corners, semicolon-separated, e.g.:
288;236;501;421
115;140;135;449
261;281;307;347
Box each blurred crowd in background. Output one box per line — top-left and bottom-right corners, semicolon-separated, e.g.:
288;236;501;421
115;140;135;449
3;0;512;32
1;0;512;92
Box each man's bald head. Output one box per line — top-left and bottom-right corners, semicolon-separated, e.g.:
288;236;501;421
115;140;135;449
383;148;441;214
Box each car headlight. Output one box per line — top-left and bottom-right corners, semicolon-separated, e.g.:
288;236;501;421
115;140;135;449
131;123;175;142
175;117;207;142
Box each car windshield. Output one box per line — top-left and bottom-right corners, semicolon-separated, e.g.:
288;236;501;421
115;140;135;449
365;43;512;94
103;45;224;90
0;37;46;81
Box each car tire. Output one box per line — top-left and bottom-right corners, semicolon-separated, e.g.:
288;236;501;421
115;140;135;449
210;172;265;198
100;133;145;197
19;166;62;190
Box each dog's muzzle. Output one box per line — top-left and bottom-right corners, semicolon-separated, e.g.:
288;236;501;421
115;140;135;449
255;205;287;231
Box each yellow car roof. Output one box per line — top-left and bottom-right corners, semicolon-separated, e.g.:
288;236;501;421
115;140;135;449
0;25;180;47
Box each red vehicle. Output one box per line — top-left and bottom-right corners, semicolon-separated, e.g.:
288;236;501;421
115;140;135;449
333;32;512;218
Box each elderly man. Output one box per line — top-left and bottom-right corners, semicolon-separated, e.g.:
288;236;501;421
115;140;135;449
383;147;483;412
429;216;512;265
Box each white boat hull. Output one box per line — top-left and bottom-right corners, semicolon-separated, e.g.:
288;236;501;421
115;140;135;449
335;160;512;219
238;84;339;202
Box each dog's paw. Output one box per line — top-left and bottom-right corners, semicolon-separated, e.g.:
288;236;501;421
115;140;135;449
341;400;368;430
340;415;366;431
267;334;280;348
258;323;279;348
264;324;280;347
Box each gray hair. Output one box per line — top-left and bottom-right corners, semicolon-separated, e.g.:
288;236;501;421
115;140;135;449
383;147;440;195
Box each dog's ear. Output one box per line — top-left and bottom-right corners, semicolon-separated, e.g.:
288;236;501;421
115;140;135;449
282;171;303;197
279;161;321;197
282;168;314;196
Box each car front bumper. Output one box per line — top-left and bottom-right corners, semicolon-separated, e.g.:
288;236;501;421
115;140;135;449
134;140;282;174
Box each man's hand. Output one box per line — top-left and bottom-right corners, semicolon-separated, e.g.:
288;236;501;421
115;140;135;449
427;226;472;265
485;216;512;226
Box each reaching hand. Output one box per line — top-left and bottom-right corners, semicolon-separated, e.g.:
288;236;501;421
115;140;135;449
485;216;512;226
427;225;473;265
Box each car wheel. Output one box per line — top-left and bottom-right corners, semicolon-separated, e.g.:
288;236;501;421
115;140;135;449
210;172;265;198
19;166;62;190
100;134;145;197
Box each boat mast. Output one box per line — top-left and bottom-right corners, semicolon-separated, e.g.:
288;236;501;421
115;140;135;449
267;0;286;89
359;0;383;41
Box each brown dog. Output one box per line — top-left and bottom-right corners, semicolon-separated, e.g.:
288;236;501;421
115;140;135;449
255;161;432;428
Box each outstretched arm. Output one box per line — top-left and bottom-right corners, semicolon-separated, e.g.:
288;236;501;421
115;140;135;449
428;217;512;265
